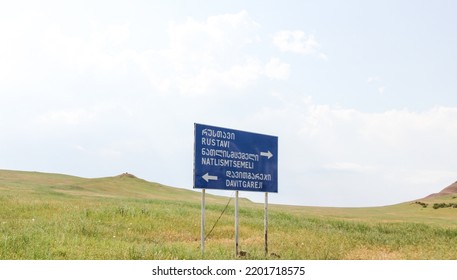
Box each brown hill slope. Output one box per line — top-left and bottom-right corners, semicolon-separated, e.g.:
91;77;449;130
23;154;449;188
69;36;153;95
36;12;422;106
424;181;457;199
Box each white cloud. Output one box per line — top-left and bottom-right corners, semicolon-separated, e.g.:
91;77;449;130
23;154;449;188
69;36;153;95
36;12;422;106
32;102;137;130
99;147;123;160
168;10;260;56
367;76;381;84
0;10;46;86
35;108;96;126
273;30;324;57
265;57;290;80
367;76;386;94
173;57;264;95
218;58;264;89
0;9;135;90
75;145;86;152
42;23;133;75
132;10;277;96
1;9;300;97
246;95;457;206
323;162;376;173
389;168;457;187
105;23;131;46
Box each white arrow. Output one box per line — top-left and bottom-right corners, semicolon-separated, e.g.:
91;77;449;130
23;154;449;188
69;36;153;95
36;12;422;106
202;173;218;182
260;151;273;159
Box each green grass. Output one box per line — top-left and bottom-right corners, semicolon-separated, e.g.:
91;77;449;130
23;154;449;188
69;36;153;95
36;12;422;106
1;169;457;259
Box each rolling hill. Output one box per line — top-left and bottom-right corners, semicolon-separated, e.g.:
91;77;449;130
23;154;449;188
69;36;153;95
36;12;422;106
423;181;457;199
0;169;248;205
1;169;457;260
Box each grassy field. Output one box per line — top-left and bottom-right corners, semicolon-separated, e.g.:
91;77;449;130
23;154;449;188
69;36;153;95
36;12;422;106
1;169;457;260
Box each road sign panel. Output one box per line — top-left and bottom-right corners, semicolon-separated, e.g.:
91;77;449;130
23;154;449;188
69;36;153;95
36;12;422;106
194;123;278;193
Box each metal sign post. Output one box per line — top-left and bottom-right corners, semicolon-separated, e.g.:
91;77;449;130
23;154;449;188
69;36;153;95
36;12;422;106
235;191;239;257
201;189;205;255
264;192;268;256
194;123;278;257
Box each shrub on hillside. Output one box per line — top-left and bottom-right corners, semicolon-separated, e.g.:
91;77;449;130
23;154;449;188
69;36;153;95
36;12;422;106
432;203;457;209
414;201;428;208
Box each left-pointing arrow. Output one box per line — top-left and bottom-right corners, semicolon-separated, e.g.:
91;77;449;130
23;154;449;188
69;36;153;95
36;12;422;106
202;173;218;182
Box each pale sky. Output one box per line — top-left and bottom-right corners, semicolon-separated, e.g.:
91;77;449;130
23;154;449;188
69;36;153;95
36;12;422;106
1;0;457;207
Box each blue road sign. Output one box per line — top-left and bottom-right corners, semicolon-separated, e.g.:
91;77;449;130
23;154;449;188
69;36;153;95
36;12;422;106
194;123;278;193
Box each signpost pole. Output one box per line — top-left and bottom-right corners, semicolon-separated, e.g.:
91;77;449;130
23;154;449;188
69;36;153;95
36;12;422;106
235;190;239;257
194;123;278;257
201;189;205;255
264;192;268;257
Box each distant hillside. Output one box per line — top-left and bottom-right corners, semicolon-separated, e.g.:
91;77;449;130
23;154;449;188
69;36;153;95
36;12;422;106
0;169;246;205
424;181;457;199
